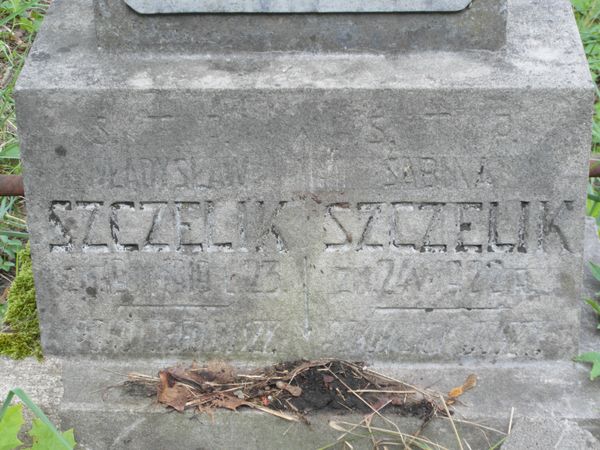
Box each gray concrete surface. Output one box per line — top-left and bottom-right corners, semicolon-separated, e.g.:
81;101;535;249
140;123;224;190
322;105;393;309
503;418;600;450
2;359;600;448
124;0;473;14
0;357;62;426
5;0;598;447
95;0;506;52
15;0;594;363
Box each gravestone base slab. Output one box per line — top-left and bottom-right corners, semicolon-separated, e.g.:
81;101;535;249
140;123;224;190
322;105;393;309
10;358;600;449
2;357;600;449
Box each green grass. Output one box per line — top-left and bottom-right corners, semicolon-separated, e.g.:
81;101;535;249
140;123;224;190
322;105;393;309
0;0;47;283
0;0;46;356
0;0;47;167
572;0;600;151
576;2;600;386
575;0;600;222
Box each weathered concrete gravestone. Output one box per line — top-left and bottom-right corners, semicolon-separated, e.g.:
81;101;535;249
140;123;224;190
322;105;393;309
15;0;597;447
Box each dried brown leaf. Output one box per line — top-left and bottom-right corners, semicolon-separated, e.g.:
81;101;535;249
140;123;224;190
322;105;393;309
186;361;236;384
157;371;190;412
167;362;235;388
167;366;207;388
448;374;477;399
213;395;248;411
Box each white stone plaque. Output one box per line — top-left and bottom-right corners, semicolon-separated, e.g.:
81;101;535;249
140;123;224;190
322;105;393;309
124;0;472;14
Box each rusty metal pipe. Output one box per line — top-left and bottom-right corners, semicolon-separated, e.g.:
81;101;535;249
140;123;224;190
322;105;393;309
0;175;24;197
591;160;600;178
0;162;599;196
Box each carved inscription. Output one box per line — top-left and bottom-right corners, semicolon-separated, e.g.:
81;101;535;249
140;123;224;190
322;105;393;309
326;259;543;299
68;319;282;355
383;156;495;189
364;111;513;148
52;145;544;193
48;199;577;254
322;200;575;254
57;257;282;302
92;156;249;190
320;319;559;360
49;200;289;253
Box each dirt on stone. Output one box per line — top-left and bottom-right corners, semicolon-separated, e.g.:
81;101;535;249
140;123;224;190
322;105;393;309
265;360;435;420
126;359;473;423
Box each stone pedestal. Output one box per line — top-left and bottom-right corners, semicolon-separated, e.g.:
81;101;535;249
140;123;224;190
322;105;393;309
14;0;596;447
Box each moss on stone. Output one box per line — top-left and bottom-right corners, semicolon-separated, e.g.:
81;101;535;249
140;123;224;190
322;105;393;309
0;245;42;360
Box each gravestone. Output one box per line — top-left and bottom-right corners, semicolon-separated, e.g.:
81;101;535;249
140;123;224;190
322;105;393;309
15;0;596;447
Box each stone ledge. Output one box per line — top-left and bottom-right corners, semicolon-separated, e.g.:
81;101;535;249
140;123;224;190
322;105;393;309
503;418;600;450
15;0;592;92
38;359;600;448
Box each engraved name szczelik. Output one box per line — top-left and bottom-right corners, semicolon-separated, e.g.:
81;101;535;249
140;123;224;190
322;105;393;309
47;199;575;254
